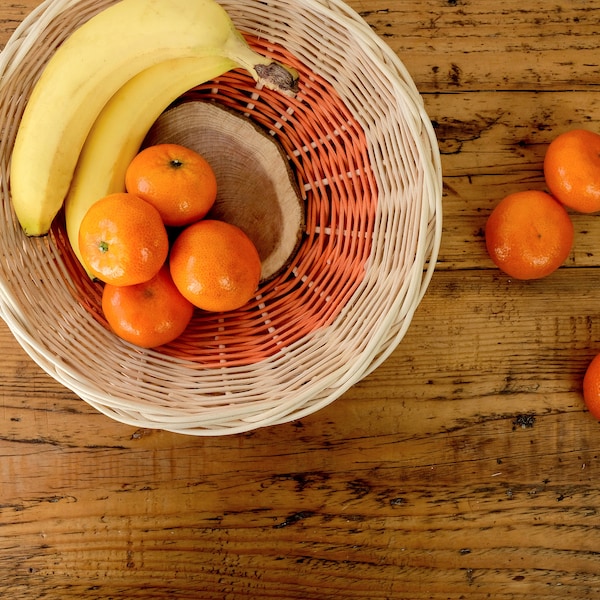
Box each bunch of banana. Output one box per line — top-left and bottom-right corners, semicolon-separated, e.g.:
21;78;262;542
10;0;298;252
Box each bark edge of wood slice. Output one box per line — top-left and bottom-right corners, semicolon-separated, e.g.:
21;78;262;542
145;100;305;283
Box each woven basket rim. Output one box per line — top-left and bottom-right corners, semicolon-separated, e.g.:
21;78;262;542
0;0;443;435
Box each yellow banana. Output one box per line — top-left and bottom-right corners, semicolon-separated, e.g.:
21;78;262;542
65;55;237;274
10;0;298;236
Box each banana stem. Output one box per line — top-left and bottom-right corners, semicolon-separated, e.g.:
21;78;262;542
222;30;299;96
255;62;299;97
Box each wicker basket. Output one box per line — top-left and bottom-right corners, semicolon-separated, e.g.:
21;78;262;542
0;0;442;435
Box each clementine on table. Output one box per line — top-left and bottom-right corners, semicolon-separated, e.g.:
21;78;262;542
485;189;574;280
79;192;169;286
583;353;600;420
169;219;261;312
102;265;194;348
125;143;217;227
543;128;600;213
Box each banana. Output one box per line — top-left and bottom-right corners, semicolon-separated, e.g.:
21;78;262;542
65;55;237;273
10;0;298;236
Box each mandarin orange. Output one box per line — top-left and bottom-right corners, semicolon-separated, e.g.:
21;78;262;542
583;353;600;420
79;192;169;286
102;265;194;348
125;143;217;227
169;219;261;312
543;129;600;213
485;190;574;280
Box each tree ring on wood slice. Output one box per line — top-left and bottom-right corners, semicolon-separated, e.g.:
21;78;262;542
144;101;305;283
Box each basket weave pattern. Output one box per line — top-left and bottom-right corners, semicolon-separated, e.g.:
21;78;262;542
0;0;442;435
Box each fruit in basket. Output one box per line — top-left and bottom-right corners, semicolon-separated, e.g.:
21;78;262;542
170;220;261;312
102;265;194;348
544;129;600;214
125;143;217;227
78;193;169;286
485;190;574;280
10;0;299;237
65;56;236;272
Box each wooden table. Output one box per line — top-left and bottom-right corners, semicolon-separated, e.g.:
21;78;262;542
2;1;600;598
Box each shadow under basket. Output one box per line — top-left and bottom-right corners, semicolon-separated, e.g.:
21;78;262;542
0;0;442;435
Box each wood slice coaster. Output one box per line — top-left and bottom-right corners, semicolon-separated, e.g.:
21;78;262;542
145;100;305;282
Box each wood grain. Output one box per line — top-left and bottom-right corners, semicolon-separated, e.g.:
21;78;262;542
2;0;600;598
